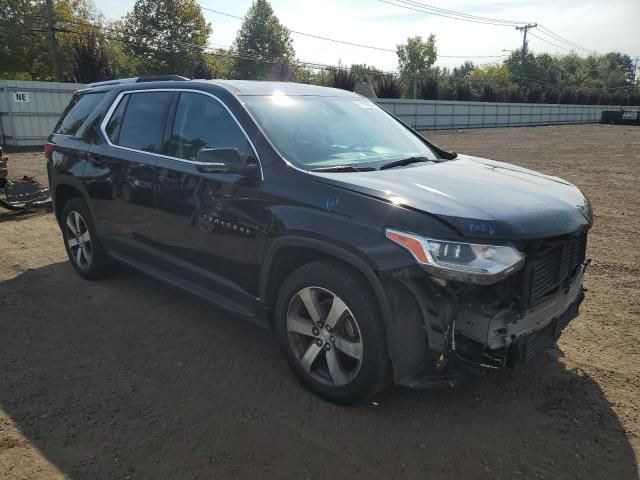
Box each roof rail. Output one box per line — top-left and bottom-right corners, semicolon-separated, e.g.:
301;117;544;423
85;75;189;89
137;75;189;82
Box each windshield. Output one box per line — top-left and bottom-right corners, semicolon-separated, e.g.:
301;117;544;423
242;94;437;169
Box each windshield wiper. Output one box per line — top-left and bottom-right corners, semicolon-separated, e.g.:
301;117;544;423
308;165;375;173
379;156;433;170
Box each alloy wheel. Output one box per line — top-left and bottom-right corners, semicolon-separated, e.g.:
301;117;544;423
65;210;92;269
286;286;363;387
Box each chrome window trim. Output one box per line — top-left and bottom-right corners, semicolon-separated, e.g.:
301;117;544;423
99;88;264;180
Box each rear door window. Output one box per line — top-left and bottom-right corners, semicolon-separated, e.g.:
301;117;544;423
55;92;105;136
110;91;174;153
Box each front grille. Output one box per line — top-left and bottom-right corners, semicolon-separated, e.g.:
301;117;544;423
524;322;555;362
520;299;581;363
522;231;587;306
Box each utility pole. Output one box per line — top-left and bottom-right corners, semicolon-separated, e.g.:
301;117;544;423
45;0;63;82
413;68;417;99
633;57;639;86
515;23;537;84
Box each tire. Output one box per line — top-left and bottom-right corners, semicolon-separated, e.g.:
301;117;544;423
61;197;115;280
275;260;390;404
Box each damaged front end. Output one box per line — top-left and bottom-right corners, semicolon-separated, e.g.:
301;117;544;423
382;229;589;388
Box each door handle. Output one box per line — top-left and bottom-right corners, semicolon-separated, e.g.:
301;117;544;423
196;162;227;174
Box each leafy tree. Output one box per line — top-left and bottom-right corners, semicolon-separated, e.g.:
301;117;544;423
397;35;437;76
350;63;381;83
72;32;114;82
121;0;211;77
0;0;104;80
397;34;437;95
0;0;39;78
451;61;474;82
192;54;216;79
232;0;294;80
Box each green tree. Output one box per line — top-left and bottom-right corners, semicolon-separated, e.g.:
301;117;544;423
396;34;437;96
0;0;104;80
72;31;114;83
232;0;294;80
121;0;211;77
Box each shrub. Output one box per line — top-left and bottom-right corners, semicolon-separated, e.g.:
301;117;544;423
192;56;216;79
481;84;496;102
507;87;524;103
558;88;576;104
330;68;356;91
611;91;630;106
575;88;590;105
374;76;402;98
543;87;560;104
417;76;439;100
454;82;472;101
525;85;543;103
267;62;295;81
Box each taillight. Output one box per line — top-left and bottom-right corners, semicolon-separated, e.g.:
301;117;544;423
44;143;54;160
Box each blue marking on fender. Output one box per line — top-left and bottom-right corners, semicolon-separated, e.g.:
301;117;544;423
468;222;496;235
325;193;343;211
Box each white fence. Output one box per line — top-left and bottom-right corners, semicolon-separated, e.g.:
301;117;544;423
1;80;638;146
374;99;640;130
0;80;85;147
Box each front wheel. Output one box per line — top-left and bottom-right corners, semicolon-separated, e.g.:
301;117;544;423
275;260;390;404
61;198;115;280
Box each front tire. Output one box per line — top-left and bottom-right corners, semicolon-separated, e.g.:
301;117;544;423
61;198;115;280
275;260;389;404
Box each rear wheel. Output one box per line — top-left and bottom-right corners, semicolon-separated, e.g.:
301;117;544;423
275;260;389;404
61;198;115;279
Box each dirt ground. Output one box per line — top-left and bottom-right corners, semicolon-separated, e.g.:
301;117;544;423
0;124;638;479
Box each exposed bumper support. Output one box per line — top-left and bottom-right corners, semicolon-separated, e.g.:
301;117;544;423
456;262;588;351
386;261;589;389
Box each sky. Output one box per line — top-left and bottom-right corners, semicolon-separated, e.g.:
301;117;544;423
97;0;640;71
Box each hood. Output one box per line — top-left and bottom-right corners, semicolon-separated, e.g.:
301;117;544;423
311;155;592;240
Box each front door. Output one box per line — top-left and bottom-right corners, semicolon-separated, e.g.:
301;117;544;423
152;91;265;318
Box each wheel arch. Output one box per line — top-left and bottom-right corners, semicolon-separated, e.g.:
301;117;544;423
260;236;395;354
52;179;92;226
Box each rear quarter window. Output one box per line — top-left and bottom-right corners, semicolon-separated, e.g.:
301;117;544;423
55;92;105;136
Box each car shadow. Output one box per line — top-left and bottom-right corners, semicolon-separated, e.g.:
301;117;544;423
0;262;637;479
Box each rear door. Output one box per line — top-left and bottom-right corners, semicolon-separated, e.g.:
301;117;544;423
152;90;265;318
85;90;175;260
48;91;107;206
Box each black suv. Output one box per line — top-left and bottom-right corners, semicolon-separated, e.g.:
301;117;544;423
47;77;592;404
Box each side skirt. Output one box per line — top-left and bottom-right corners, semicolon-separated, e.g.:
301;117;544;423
109;251;269;328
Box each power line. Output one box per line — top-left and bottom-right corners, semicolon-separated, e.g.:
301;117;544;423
527;31;575;53
383;0;529;25
537;25;595;54
375;0;525;26
378;0;601;56
199;4;510;58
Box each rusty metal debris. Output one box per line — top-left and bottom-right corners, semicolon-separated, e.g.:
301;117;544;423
0;147;52;211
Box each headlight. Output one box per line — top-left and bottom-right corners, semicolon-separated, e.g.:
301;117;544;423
386;228;525;285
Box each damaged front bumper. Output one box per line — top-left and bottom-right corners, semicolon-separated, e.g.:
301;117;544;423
383;260;589;389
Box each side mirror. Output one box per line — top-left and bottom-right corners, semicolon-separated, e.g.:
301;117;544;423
195;148;246;174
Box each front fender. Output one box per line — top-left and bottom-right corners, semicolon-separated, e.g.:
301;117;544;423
259;234;430;384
